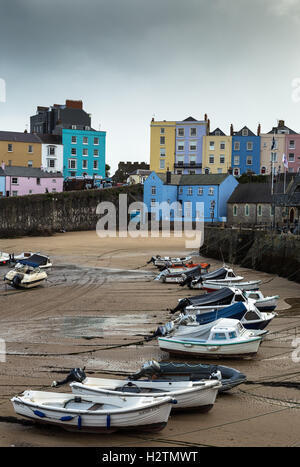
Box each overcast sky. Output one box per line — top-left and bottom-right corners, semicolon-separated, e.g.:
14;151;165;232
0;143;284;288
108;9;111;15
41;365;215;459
1;0;300;173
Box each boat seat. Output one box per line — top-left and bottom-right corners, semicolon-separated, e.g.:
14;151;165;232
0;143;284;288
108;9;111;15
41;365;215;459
87;403;104;411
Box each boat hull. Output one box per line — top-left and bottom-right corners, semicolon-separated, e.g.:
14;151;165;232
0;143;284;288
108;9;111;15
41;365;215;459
158;337;261;358
71;380;220;412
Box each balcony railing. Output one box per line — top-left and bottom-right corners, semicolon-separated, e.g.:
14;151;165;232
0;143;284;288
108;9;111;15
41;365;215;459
174;163;202;169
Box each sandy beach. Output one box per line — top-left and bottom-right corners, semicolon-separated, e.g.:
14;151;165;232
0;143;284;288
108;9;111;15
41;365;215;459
1;230;300;447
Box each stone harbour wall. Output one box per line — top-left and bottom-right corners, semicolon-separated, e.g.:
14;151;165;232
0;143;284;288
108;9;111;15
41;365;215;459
201;226;300;283
0;185;143;238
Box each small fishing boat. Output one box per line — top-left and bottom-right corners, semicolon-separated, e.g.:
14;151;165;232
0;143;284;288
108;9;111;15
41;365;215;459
70;378;220;413
200;279;261;292
181;266;244;288
11;390;174;433
244;290;279;311
158;318;263;358
129;360;247;393
171;287;277;315
155;265;209;283
0;252;10;266
4;263;47;289
147;255;193;270
16;253;52;269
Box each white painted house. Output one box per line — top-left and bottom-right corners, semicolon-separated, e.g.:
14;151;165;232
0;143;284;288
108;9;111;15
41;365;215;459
38;134;64;174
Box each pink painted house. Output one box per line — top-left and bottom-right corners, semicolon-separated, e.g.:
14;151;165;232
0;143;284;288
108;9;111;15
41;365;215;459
0;164;63;197
285;134;300;174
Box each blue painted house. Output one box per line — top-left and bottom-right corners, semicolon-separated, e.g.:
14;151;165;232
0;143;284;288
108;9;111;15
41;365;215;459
144;171;238;222
62;128;106;179
231;126;260;176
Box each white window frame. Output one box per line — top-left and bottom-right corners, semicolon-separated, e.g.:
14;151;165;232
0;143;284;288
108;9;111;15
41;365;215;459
71;136;77;144
94;137;99;145
234;142;240;151
94;149;99;157
82;160;88;169
151;186;156;195
177;128;184;137
68;159;77;169
159;159;165;170
209;141;215;150
93;160;98;169
83;136;89;145
209;155;214;164
220;155;225;164
246;156;253;165
71;147;77;155
190;128;197;136
247;141;253;151
8;143;13;152
234;155;240;165
233;205;238;216
208;187;214;196
83;148;88;156
198;187;203;196
188;186;193;196
245;204;250;216
11;177;18;185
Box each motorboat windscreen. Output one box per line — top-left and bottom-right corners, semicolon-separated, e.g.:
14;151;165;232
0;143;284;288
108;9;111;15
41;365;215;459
18;254;49;268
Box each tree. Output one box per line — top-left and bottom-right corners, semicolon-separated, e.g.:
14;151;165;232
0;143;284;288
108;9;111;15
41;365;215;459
105;164;111;177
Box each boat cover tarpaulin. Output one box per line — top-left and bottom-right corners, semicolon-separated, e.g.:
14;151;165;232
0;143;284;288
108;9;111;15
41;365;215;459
171;287;235;313
200;267;228;281
195;301;247;325
18;254;48;268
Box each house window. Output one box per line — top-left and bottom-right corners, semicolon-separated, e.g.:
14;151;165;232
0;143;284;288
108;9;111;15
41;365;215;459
48;159;55;168
72;125;77;130
289;167;294;173
83;137;88;144
68;159;77;169
289;140;295;149
94;137;99;145
83;148;88;156
71;147;77;155
52;188;57;193
261;166;266;174
151;186;156;195
48;146;56;155
12;177;18;184
29;190;32;194
204;168;210;174
233;168;240;176
28;145;33;153
198;187;203;195
233;205;238;216
160;136;165;145
220;142;225;150
257;205;262;216
8;143;13;152
160;148;166;157
151;198;156;206
160;128;165;134
247;156;253;165
52;179;56;183
185;202;192;218
28;160;33;167
178;128;184;137
209;141;215;150
71;136;77;143
242;129;249;136
179;187;183;194
190;128;196;136
189;142;197;151
234;142;240;151
289;153;295;162
215;130;221;136
245;204;250;216
247;142;253;151
12;191;18;196
209;155;214;164
70;172;76;177
82;160;88;169
220;155;225;164
188;187;193;196
160;159;165;169
177;142;184;151
93;160;98;169
189;170;195;174
218;168;222;173
208;187;214;196
176;170;182;174
234;156;240;165
36;178;41;185
94;149;99;157
271;152;277;162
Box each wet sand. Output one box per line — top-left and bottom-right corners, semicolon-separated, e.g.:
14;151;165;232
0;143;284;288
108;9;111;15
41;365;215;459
1;230;300;447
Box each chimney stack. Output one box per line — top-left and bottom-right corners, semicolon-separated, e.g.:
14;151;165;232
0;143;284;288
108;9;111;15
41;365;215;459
230;124;234;136
204;113;208;121
257;123;261;136
278;120;285;128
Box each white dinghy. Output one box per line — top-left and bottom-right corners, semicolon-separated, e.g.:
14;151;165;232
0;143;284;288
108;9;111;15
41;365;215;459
0;252;10;266
70;377;221;413
4;263;47;289
11;390;174;433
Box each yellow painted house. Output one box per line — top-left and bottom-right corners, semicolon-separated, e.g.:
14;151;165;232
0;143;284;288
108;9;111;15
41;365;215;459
202;129;232;174
0;131;42;167
150;119;176;173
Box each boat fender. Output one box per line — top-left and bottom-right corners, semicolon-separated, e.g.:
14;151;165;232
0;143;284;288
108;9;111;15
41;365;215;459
77;415;82;430
33;410;46;418
211;370;222;381
106;414;111;429
60;416;74;422
170;399;177;404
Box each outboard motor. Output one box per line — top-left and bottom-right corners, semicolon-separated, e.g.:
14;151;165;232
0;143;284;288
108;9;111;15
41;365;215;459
147;257;155;264
51;367;86;387
128;360;161;380
12;275;22;289
170;298;190;314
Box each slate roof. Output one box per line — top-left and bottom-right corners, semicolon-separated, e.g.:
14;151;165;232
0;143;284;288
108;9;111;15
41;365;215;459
157;173;229;186
0;131;41;143
0;166;63;178
209;128;226;136
228;183;273;204
233;126;256;137
36;134;62;144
